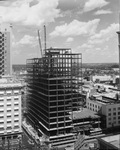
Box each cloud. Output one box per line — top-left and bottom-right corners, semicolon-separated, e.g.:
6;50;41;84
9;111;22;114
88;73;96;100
66;37;74;42
15;35;37;47
80;43;94;49
78;23;119;60
84;0;109;12
50;19;100;37
0;0;60;26
89;23;119;44
94;9;112;15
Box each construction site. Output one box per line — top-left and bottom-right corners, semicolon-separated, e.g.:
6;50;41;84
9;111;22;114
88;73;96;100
26;39;82;147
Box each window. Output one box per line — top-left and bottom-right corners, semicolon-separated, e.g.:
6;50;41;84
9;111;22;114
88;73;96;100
113;117;116;120
113;112;116;115
14;125;19;129
14;120;18;123
108;118;111;121
7;121;11;123
113;108;116;111
108;113;111;116
7;110;11;112
118;116;120;119
7;116;11;118
7;104;11;106
14;109;18;112
118;107;120;110
108;108;111;111
14;103;18;106
109;122;111;125
7;127;12;130
118;112;120;115
7;99;11;101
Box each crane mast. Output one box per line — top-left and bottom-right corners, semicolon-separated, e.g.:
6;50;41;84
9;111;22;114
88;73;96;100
37;29;43;58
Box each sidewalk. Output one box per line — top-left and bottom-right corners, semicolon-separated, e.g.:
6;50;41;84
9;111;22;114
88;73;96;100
22;120;40;145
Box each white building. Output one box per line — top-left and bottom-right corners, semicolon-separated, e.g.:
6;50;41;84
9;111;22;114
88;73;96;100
0;77;23;141
91;75;112;83
86;94;120;128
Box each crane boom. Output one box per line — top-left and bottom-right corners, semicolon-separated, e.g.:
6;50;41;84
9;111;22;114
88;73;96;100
38;30;42;58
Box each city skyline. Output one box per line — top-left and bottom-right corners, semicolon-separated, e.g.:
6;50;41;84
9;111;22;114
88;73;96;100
0;0;119;64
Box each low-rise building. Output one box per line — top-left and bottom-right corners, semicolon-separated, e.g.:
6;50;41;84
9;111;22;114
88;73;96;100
86;93;120;129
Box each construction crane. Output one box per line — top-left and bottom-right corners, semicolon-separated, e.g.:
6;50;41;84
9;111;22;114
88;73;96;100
44;25;46;55
37;29;43;58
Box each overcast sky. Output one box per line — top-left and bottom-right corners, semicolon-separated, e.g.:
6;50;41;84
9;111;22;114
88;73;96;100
0;0;119;64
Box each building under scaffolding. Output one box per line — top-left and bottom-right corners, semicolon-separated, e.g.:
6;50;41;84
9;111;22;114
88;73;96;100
26;48;82;146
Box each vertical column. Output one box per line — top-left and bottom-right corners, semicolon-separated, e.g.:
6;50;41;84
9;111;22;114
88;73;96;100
117;31;120;90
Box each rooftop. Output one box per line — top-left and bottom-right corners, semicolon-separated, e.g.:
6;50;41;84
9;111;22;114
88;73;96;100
72;108;100;120
0;78;22;88
101;134;120;149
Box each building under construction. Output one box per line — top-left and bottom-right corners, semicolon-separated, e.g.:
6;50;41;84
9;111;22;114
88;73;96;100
26;48;82;146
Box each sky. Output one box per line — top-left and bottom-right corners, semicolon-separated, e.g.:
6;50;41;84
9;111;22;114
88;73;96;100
0;0;119;64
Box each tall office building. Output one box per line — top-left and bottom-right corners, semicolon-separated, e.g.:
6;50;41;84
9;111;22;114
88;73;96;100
0;23;12;76
26;48;82;146
0;76;22;148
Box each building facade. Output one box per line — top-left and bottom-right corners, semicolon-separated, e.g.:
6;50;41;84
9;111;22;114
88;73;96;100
86;95;120;128
26;48;82;146
0;23;12;76
0;77;22;147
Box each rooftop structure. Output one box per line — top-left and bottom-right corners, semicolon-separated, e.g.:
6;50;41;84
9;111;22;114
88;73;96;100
26;48;82;146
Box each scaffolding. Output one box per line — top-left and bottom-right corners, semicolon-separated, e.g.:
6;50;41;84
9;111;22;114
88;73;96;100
26;48;82;143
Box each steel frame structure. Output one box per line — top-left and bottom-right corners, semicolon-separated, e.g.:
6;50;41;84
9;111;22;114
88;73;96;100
26;48;82;142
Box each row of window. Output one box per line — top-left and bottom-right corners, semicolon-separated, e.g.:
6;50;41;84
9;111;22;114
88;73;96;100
108;107;120;111
108;112;120;116
0;98;19;102
87;102;100;109
0;103;19;107
88;107;98;112
0;109;19;112
0;120;19;124
108;116;120;120
108;120;120;125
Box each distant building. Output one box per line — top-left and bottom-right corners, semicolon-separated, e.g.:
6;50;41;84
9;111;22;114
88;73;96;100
91;75;112;83
0;23;12;76
0;76;23;146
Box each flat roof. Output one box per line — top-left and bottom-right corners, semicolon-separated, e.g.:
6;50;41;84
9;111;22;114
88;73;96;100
0;79;22;88
101;134;120;149
72;108;100;120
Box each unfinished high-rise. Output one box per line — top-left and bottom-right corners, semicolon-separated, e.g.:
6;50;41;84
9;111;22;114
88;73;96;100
26;48;82;146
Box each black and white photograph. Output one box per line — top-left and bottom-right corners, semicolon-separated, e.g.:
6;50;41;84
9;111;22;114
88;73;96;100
0;0;120;149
